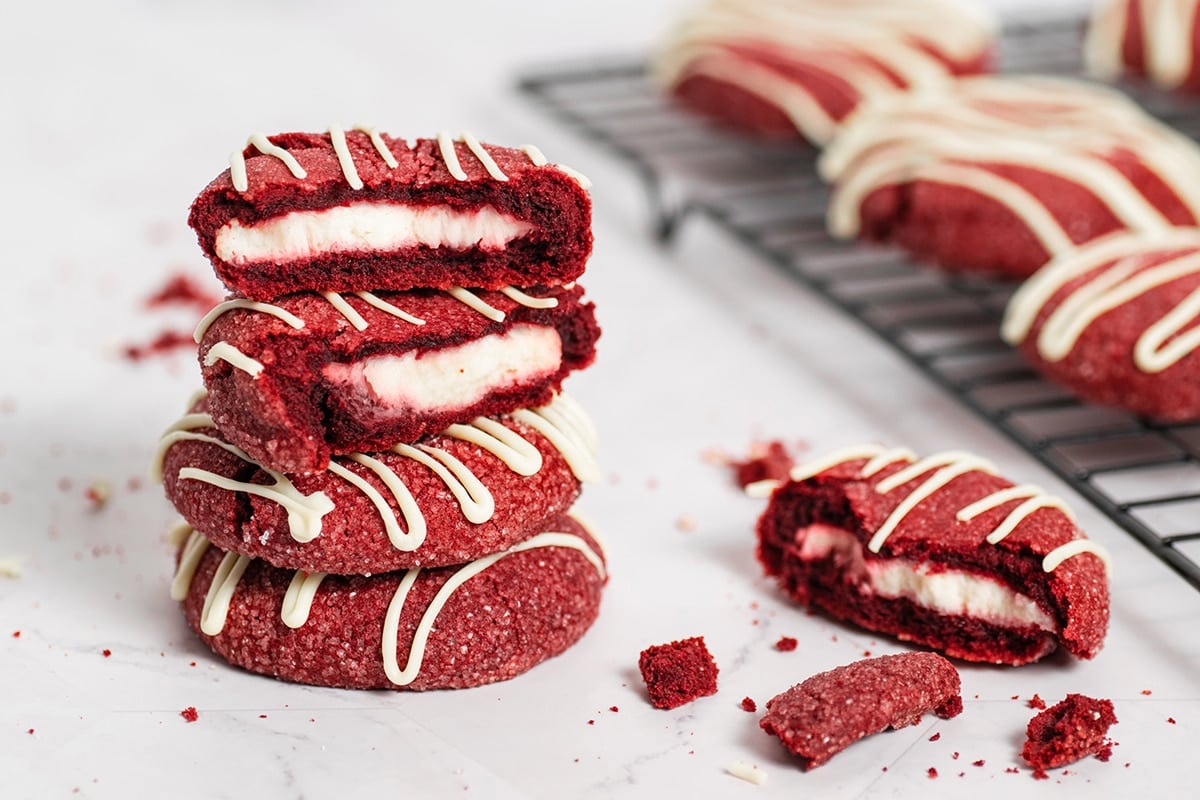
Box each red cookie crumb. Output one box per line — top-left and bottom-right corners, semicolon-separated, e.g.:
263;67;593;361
928;767;939;778
741;697;758;712
27;728;34;735
973;759;985;767
610;706;619;713
638;636;719;710
1168;717;1177;724
929;732;941;741
760;652;962;769
1141;689;1152;696
775;636;798;652
180;706;199;723
12;631;19;638
1028;694;1047;710
102;649;112;658
1021;694;1117;773
731;440;795;488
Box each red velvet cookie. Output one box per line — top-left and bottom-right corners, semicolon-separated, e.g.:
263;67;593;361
1002;228;1200;422
1021;693;1117;775
760;652;962;769
1087;1;1200;92
195;283;599;473
188;130;593;300
820;76;1200;279
754;444;1111;665
654;0;996;145
154;392;599;575
170;515;607;690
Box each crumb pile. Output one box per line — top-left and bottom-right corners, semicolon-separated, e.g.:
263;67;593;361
154;128;608;690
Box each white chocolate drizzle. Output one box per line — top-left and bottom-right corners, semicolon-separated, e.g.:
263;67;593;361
778;446;1108;573
230;133;308;192
154;394;597;550
199;551;252;635
355;291;426;325
202;342;264;377
1002;228;1200;373
461;131;508;181
329;124;363;190
281;570;328;628
500;285;559;309
447;286;506;322
820;76;1200;254
193;299;305;343
170;526;211;601
1086;1;1200;88
437;130;468;181
321;291;369;331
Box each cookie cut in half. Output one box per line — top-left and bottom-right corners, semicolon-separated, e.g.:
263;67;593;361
189;130;593;300
753;444;1110;665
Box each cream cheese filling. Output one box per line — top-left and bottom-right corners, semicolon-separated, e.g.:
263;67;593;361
214;202;536;266
323;324;562;416
797;523;1054;630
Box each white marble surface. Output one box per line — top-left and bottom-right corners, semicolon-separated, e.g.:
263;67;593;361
2;0;1196;797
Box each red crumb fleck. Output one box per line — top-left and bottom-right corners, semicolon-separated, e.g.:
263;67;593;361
730;440;795;488
863;650;872;657
180;707;199;723
12;631;19;638
1006;767;1020;774
609;706;619;713
929;732;941;742
928;767;939;779
587;720;595;726
638;636;719;709
189;661;196;667
741;697;758;712
952;751;959;759
1141;689;1152;696
775;636;798;652
259;714;268;719
973;759;985;767
881;766;888;772
102;649;112;658
144;273;220;312
122;329;195;362
675;514;697;532
84;480;111;510
1028;694;1047;710
1168;717;1177;724
958;771;965;778
27;728;34;735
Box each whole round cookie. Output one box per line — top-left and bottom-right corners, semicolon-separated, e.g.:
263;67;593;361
154;392;599;575
820;76;1200;279
654;0;996;144
1087;0;1200;92
1003;229;1200;421
170;515;607;690
196;283;600;473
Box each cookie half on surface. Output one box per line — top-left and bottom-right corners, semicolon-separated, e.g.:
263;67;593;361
1002;228;1200;422
154;391;599;575
820;76;1200;279
195;283;600;473
655;0;996;144
188;130;593;300
170;514;607;691
754;444;1111;665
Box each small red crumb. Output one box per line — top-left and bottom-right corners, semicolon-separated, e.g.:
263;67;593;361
122;329;196;362
84;480;111;510
189;661;196;667
259;714;267;719
881;766;888;772
144;273;221;312
27;728;34;735
638;636;719;709
1005;767;1020;774
675;513;697;532
102;649;112;658
12;631;19;638
1028;694;1047;710
1011;695;1020;701
775;636;798;652
928;767;939;778
973;760;985;767
574;758;580;763
1141;689;1152;696
730;440;795;488
587;720;595;726
180;707;198;723
862;650;872;657
1168;717;1177;724
610;706;619;712
951;751;959;760
929;732;941;742
741;697;758;712
958;771;965;778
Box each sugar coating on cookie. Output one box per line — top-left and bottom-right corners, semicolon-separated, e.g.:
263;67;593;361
820;76;1200;279
1087;0;1200;92
755;444;1110;665
154;392;598;575
638;636;719;709
171;515;607;691
194;283;600;472
760;652;962;768
1021;693;1117;775
654;0;996;144
189;130;593;300
1003;228;1200;421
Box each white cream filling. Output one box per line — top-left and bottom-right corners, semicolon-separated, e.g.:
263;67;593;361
324;324;562;415
797;524;1054;630
214;202;536;266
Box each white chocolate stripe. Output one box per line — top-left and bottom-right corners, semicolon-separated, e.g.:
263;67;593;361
329;124;363;190
329;458;426;551
230;133;307;192
443;417;544;476
437;130;467;181
355;291;426;325
178;467;335;544
788;444;888;483
461;131;508;181
512;400;601;483
869;452;997;552
199;551;252;636
203;342;264;377
322;291;369;331
354;123;399;167
194;299;305;343
170;527;211;601
281;570;328;629
500;286;559;309
392;444;495;524
521;144;548;166
447;286;506;322
381;529;606;686
1086;1;1200;88
1043;539;1113;573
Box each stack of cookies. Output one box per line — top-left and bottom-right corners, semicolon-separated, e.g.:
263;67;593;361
153;128;608;690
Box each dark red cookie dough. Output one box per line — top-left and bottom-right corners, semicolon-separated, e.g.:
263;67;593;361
756;446;1110;665
157;395;589;575
196;283;599;473
1021;693;1117;775
638;636;719;709
173;515;607;691
1002;230;1200;422
189;132;593;300
760;652;962;768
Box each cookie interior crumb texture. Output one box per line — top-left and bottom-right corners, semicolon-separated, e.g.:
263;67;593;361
637;636;719;709
1021;693;1118;776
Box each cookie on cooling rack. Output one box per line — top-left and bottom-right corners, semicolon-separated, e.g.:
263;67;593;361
154;392;598;575
760;652;962;769
754;444;1111;665
1003;228;1200;422
1087;0;1200;92
170;514;606;690
188;130;593;300
193;283;599;473
653;0;996;145
820;76;1200;279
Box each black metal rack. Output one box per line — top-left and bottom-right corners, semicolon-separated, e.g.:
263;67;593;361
516;15;1200;591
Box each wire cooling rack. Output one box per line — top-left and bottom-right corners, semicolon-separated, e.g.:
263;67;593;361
517;15;1200;590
